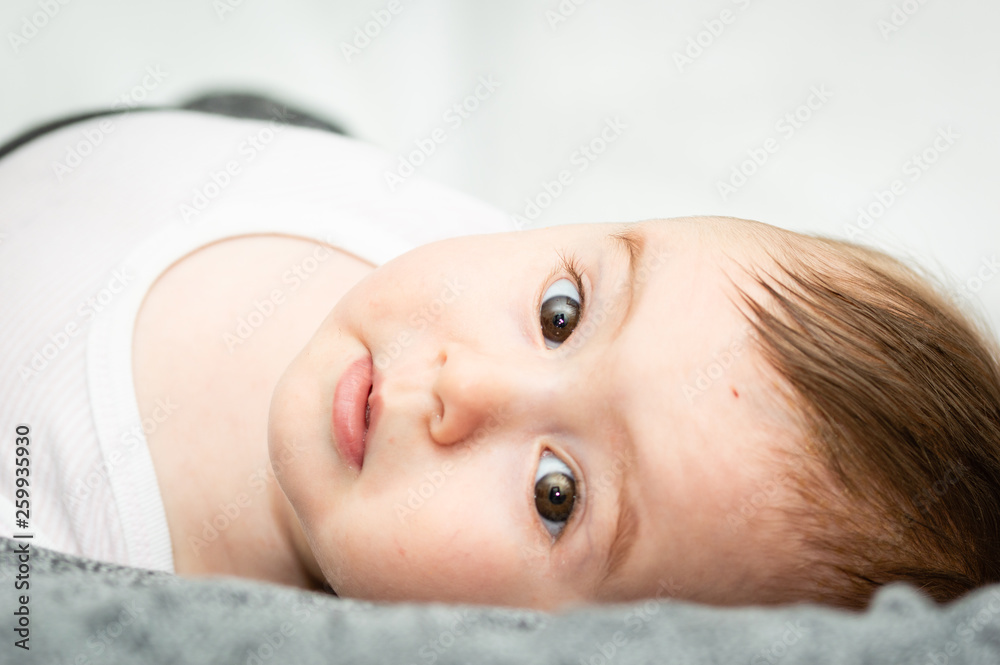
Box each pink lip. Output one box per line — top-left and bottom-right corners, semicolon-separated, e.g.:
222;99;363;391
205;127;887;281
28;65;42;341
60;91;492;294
332;353;373;471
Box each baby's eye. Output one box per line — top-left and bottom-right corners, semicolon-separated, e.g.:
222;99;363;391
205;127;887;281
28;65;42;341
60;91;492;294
540;278;582;349
535;450;577;539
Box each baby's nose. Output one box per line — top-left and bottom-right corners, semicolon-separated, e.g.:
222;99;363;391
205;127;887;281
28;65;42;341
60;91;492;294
428;344;535;446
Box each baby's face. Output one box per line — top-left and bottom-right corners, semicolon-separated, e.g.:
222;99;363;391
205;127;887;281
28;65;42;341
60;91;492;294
269;216;804;609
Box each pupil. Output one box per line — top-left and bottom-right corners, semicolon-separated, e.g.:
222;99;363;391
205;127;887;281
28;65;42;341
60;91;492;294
553;313;566;328
549;486;565;504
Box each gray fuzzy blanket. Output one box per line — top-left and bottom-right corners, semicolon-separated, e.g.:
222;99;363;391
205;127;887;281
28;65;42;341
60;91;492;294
4;537;1000;664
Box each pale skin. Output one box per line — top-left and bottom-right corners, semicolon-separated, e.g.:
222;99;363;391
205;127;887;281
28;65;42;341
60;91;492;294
134;216;809;611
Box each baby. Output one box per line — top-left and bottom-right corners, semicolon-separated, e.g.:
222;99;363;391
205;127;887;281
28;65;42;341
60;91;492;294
2;105;999;612
140;213;1000;611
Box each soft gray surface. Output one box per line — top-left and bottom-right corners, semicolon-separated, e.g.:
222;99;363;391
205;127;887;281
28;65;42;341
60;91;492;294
4;537;1000;664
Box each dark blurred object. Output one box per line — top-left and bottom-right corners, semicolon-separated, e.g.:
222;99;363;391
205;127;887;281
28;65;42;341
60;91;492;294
179;91;347;135
0;91;347;161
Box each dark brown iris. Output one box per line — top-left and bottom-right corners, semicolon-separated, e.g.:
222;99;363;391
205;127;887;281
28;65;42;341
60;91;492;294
534;472;576;522
540;295;580;343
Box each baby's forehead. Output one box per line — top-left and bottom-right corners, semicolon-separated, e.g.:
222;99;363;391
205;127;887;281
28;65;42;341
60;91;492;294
590;221;814;604
597;415;812;605
622;217;789;282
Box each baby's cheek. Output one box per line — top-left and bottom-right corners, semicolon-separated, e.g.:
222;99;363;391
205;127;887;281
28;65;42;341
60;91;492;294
326;508;456;600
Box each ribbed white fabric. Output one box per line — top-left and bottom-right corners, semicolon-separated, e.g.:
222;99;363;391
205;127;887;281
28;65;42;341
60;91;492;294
0;110;513;572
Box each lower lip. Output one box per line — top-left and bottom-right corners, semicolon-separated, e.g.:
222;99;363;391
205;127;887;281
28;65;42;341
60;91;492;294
332;354;372;470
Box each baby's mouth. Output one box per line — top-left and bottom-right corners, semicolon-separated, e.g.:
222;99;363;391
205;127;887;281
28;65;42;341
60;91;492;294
364;387;373;429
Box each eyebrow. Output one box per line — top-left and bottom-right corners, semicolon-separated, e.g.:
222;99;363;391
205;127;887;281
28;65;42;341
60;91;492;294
599;461;639;587
596;226;649;588
608;226;648;340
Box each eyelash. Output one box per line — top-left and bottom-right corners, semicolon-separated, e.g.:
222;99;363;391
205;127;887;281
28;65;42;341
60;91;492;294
557;252;587;315
538;251;588;350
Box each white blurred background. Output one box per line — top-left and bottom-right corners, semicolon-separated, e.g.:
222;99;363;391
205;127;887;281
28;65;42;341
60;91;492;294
2;0;999;334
